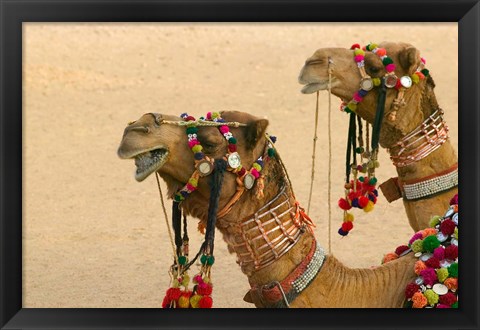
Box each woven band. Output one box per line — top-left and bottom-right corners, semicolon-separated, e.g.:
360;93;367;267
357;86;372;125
402;166;458;201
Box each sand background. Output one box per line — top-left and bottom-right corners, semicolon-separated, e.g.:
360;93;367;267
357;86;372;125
23;23;457;308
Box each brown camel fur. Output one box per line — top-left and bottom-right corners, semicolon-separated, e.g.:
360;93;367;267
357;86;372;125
118;111;417;308
298;42;457;232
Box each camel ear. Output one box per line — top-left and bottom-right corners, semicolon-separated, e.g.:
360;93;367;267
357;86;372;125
398;46;421;75
245;118;269;150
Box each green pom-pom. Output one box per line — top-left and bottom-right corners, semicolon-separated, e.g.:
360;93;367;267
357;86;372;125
359;176;365;182
421;68;430;76
429;215;441;228
382;57;394;66
207;255;215;266
355;147;364;154
200;254;208;265
424;289;439;306
411;239;424;253
423;235;440;252
344;107;352;114
452;301;458;308
228;137;237;144
436;268;449;283
369;177;377;185
403;300;413;308
178;255;188;265
174;194;184;202
268;148;276;157
448;262;458;278
186;127;198;134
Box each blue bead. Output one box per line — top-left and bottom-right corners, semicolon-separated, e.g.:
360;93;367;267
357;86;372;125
256;160;264;167
338;228;348;236
368;193;375;202
270;136;277;143
351;198;359;208
194;152;204;160
373;189;378;196
180;113;188;118
358;89;368;97
180;190;189;197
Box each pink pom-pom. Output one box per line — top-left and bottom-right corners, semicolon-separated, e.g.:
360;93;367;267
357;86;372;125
353;92;363;102
206;112;212;120
186;183;196;191
433;247;445;260
188;139;200;148
421;57;426;64
251;168;260;179
420;268;438;286
409;232;423;245
219;125;229;134
445;245;458;260
193;274;203;284
354;55;365;63
375;48;386;57
395;245;409;256
385;63;396;73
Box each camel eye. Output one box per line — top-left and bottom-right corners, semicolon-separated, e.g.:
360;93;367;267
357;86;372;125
367;66;381;75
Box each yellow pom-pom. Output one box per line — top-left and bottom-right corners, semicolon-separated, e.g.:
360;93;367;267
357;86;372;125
424;289;439;306
411;239;424;253
429;215;441;227
363;201;375;212
211;112;220;119
369;43;378;50
411;73;420;84
181;274;190;287
344;212;354;222
354;48;365;56
347;102;357;111
252;163;262;171
190;294;202;308
436;268;449;283
372;78;381;86
178;295;191;308
454;227;458;239
188;178;198;187
192;145;203;153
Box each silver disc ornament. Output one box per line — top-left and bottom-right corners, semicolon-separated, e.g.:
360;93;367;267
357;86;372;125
227;152;242;169
243;173;256;190
400;75;413;88
197;159;214;176
360;77;374;91
384;74;398;88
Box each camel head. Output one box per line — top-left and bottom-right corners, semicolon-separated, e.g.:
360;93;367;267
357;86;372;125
298;42;437;143
117;111;269;205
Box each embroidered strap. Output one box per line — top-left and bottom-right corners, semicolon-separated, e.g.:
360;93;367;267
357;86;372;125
248;240;326;308
379;164;458;202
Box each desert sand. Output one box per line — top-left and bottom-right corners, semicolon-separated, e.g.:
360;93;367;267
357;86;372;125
23;23;457;308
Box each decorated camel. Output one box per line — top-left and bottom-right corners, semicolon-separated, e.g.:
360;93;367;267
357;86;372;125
298;42;457;232
117;110;457;308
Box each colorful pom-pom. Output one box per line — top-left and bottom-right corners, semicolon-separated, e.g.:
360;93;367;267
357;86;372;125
450;194;458;205
219;125;229;134
382;57;393;65
439;292;457;306
194;152;204;160
412;292;428;308
376;48;386;57
433;247;445;260
341;221;354;232
429;215;442;227
421;68;430;76
338;198;352;210
251;168;260;179
414;260;427;275
166;287;182;301
199;296;213;308
395;245;410;256
354;48;365;56
411;239;424;253
338;228;348;236
190;294;202;308
411;73;420;84
423;235;441;252
372;78;381;86
344;212;354;222
363;200;375;212
409;232;423;245
444;277;458;291
440;219;455;235
420;268;438;286
405;282;420;299
425;256;440;269
178;292;192;308
228;144;237;152
350;43;361;50
228;137;237;144
424;289;439;306
354;55;365;63
444;245;458;260
436;267;449;283
197;283;213;296
358;196;369;208
447;263;458;278
422;228;437;238
192;145;203;153
385;63;396;73
188;139;200;148
382;252;398;264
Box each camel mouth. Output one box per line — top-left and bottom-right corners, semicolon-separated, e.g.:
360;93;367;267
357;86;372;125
301;81;329;94
133;148;169;182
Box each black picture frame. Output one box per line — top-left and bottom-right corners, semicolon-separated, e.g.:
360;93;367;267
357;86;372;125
1;0;479;329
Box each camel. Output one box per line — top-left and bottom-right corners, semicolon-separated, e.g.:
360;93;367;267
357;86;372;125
117;111;417;308
298;42;458;232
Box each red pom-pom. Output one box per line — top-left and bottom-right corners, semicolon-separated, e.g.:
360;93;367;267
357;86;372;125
237;167;246;177
338;198;352;210
439;292;457;306
440;219;456;235
196;283;213;296
347;191;360;202
395;245;410;256
350;43;361;50
444;245;458;260
425;256;440;269
358;196;369;208
166;287;182;301
394;78;402;90
228;144;237;152
162;296;172;308
185;116;196;122
341;221;354;232
199;296;213;308
405;282;420;299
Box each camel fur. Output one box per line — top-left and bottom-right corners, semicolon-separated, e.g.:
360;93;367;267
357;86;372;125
298;42;457;231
